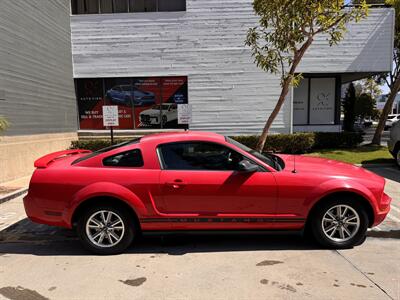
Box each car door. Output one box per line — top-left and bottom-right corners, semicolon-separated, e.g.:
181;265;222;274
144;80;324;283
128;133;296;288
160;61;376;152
157;141;278;216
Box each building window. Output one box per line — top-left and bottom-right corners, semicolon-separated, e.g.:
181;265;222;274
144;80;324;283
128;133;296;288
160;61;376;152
130;0;157;12
100;0;128;13
75;76;188;130
72;0;99;14
158;0;186;12
71;0;186;14
293;77;337;126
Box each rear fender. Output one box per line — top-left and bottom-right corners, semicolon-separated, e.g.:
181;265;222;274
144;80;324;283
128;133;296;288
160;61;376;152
64;182;148;226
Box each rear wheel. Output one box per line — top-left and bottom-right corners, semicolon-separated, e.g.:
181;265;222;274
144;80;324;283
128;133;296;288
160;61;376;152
311;198;368;249
77;205;135;255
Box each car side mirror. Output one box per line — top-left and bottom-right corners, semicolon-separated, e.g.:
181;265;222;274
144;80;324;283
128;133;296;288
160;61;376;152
237;160;259;173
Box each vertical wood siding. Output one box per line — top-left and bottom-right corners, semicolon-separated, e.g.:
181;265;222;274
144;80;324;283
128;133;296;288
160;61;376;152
71;1;394;135
0;0;77;136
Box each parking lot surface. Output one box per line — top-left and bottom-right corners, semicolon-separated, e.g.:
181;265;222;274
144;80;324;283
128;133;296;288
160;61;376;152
0;166;399;300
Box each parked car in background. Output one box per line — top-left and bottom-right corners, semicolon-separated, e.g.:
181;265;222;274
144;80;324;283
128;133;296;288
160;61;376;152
385;114;400;131
388;121;400;168
106;85;156;107
140;104;177;126
354;117;373;131
24;132;391;254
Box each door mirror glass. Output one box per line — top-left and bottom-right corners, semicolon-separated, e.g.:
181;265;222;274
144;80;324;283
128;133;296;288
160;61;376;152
237;160;259;173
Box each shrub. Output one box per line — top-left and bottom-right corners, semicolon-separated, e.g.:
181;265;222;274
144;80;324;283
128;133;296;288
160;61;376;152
0;116;10;132
70;132;364;154
313;132;363;149
232;133;314;154
232;132;363;153
70;139;130;152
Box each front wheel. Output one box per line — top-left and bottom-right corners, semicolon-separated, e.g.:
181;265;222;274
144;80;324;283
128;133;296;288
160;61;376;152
311;199;369;249
77;205;135;255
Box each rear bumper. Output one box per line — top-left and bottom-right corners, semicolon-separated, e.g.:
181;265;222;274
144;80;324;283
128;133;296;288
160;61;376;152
373;192;392;227
23;194;70;228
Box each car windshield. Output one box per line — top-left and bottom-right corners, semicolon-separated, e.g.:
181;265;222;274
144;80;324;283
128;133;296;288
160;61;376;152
72;138;141;164
121;85;134;91
225;137;284;171
388;115;396;120
151;104;171;110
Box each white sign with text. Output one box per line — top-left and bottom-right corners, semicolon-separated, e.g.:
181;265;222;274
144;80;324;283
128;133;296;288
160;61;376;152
102;106;119;127
309;78;335;125
178;104;192;125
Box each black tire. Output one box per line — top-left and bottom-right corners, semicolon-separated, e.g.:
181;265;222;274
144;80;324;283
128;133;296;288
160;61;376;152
394;145;400;169
77;205;136;255
310;198;369;249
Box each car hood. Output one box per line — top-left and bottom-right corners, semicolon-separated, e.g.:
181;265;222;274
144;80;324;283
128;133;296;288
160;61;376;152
140;109;160;115
277;154;385;183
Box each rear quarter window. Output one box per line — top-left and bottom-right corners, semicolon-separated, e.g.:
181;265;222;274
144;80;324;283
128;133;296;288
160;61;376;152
103;149;144;167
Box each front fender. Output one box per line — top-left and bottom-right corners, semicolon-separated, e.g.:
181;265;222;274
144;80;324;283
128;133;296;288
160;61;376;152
64;182;148;226
304;178;378;214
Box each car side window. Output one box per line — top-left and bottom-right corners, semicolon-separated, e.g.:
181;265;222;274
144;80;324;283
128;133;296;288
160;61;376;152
103;149;144;167
158;142;247;171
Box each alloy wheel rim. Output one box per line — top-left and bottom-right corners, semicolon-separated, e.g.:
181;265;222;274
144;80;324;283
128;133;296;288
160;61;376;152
321;205;360;243
86;210;125;248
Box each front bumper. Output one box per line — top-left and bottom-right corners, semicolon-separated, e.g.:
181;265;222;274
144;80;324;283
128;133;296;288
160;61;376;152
373;192;392;226
140;115;160;125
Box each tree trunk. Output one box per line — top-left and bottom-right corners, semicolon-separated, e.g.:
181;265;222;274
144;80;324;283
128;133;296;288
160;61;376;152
255;37;313;152
371;75;400;145
255;81;290;152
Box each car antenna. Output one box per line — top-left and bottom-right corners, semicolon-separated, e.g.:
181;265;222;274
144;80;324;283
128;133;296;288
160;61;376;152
292;154;297;174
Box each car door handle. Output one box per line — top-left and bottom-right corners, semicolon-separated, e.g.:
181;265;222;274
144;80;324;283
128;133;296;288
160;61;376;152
165;180;186;189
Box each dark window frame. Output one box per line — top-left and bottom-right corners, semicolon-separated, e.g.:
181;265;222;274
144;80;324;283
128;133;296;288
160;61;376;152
71;0;186;15
293;75;341;126
156;141;266;172
72;138;141;165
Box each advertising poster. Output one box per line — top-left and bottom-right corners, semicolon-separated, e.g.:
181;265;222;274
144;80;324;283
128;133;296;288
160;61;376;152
133;78;162;129
76;79;106;130
161;76;188;129
293;79;309;125
76;76;188;130
104;78;136;129
309;78;335;125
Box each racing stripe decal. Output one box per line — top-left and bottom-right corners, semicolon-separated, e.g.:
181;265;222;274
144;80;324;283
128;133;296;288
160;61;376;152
140;217;305;223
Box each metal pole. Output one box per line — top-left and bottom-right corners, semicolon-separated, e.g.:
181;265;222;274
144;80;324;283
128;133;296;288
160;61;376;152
111;127;114;145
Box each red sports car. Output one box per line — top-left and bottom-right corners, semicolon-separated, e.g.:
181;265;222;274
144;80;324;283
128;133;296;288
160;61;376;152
24;132;391;254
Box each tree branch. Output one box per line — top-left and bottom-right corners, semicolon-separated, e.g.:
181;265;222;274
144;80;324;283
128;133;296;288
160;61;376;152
314;13;348;35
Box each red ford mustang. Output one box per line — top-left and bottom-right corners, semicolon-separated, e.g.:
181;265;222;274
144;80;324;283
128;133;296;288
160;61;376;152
24;131;391;254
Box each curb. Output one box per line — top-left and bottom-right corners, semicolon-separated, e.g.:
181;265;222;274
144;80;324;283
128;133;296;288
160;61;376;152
0;187;28;205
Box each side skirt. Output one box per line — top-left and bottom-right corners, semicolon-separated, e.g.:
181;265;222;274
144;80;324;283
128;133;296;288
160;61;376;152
141;229;304;236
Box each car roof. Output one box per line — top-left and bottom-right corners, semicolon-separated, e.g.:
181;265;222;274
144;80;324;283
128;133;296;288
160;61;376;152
140;131;226;145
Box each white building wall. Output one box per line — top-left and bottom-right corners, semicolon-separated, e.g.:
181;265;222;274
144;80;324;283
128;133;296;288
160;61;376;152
71;1;394;135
